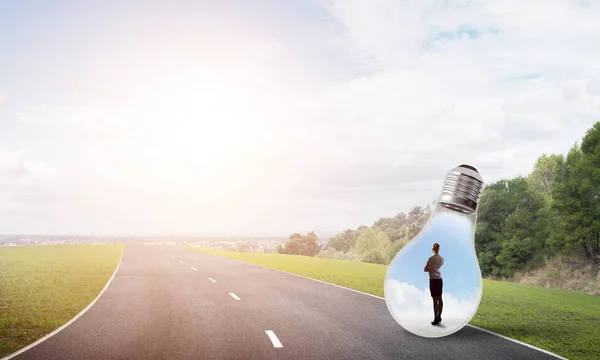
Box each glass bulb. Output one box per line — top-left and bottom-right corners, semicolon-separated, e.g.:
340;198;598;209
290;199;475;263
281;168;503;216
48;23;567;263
384;164;484;338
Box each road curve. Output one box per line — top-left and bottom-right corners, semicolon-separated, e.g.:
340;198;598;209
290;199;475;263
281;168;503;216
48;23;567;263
10;244;564;360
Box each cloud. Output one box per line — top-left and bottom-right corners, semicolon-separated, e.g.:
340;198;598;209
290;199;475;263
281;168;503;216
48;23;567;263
0;149;22;172
0;149;61;205
386;279;480;319
0;150;60;181
311;162;448;188
0;91;8;104
23;161;60;181
7;185;67;205
15;105;138;135
302;0;600;183
385;279;480;336
3;1;600;233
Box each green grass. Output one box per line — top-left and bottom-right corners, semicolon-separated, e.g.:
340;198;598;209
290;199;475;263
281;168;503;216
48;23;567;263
189;247;600;360
0;244;123;357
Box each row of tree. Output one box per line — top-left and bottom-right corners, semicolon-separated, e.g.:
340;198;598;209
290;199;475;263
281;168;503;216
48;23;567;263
278;121;600;278
279;206;432;264
477;122;600;276
324;206;433;264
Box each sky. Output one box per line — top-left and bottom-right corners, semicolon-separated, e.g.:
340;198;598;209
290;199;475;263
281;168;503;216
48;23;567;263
1;0;599;236
385;279;480;337
386;210;481;300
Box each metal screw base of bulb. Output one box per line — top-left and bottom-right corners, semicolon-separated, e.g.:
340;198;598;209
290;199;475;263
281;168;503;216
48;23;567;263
438;164;484;214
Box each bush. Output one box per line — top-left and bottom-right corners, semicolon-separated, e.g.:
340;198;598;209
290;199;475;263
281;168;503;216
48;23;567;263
316;248;360;261
360;249;388;264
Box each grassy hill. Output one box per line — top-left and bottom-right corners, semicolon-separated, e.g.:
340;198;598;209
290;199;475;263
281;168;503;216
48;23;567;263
0;244;123;357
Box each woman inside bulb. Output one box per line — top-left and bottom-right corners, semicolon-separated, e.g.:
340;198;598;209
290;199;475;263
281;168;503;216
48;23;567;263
424;243;444;325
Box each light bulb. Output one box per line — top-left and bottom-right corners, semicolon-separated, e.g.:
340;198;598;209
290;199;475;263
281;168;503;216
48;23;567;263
384;164;484;338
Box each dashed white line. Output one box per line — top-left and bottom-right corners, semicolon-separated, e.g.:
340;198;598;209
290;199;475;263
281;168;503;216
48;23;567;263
179;260;184;264
208;278;217;283
265;330;283;348
191;267;197;271
229;293;240;300
232;262;567;360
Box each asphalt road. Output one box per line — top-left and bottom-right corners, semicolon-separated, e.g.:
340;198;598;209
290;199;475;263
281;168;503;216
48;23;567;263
11;244;563;360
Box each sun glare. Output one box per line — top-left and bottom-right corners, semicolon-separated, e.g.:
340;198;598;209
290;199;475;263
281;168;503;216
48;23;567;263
96;66;269;194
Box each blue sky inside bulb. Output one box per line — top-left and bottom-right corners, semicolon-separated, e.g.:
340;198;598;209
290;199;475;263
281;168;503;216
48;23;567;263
384;210;482;338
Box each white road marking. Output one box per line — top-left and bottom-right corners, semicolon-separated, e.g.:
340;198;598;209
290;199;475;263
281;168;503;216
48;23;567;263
229;293;240;300
265;330;283;348
468;325;568;360
208;278;217;283
179;260;184;264
223;261;567;360
171;256;175;259
191;267;197;271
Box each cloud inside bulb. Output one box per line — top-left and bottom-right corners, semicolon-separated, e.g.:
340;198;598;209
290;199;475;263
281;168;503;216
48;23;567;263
386;279;480;322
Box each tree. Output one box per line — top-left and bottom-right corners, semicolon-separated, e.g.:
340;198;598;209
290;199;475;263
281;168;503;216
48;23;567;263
475;180;515;276
494;177;547;276
579;121;600;261
372;206;431;243
474;176;547;276
299;231;322;256
407;223;422;240
277;231;321;257
388;239;408;263
552;122;600;261
327;229;358;253
384;227;404;242
352;228;392;264
277;233;302;255
527;153;562;196
237;242;251;252
525;153;565;257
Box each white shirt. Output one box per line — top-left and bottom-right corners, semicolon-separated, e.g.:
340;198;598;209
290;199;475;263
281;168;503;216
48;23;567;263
427;254;444;279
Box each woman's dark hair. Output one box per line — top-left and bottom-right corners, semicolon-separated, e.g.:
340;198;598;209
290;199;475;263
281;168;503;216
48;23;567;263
433;243;440;252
